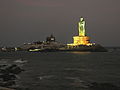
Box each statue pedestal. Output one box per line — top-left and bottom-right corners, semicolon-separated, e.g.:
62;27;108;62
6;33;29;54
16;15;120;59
73;36;90;45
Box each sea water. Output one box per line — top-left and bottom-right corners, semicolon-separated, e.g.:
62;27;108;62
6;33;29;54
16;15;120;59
0;48;120;90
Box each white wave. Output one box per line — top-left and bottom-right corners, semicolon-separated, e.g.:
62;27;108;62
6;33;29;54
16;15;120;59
65;77;91;88
38;75;55;80
14;59;27;63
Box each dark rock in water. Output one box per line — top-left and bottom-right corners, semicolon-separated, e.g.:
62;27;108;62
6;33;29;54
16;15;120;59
0;64;24;87
89;82;120;90
0;73;16;81
91;44;108;52
0;80;15;87
0;64;24;75
5;64;24;74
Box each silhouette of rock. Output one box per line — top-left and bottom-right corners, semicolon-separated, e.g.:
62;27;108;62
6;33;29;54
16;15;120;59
5;64;24;74
0;64;24;88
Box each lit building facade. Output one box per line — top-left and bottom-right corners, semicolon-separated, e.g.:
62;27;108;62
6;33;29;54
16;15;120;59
67;17;93;46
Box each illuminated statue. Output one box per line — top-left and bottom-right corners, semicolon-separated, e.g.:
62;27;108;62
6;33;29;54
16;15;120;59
78;17;86;36
67;17;92;46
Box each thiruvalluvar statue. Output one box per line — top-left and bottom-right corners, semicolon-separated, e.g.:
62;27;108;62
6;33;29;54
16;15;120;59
78;17;86;36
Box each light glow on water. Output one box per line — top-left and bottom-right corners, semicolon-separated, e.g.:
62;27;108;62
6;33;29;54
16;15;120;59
70;51;91;55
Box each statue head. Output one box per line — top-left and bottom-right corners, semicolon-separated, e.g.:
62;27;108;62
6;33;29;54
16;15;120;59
80;17;84;21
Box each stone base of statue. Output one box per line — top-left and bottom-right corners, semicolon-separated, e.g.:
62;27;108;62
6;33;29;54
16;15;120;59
27;44;107;52
65;44;107;52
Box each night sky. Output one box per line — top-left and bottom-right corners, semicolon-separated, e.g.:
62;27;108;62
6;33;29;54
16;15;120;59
0;0;120;47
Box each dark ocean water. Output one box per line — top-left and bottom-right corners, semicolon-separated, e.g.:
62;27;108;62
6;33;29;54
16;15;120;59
0;48;120;90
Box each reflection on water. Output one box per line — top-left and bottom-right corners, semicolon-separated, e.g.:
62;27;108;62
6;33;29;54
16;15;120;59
69;51;91;55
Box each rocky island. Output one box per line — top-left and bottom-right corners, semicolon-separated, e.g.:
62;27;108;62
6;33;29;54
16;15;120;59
19;17;107;52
